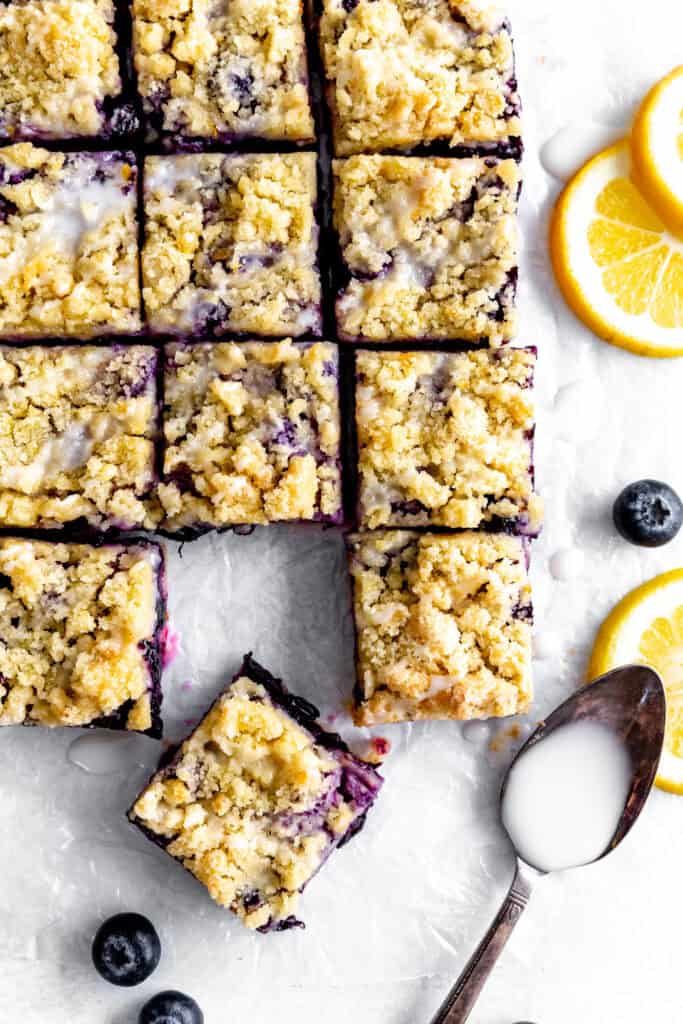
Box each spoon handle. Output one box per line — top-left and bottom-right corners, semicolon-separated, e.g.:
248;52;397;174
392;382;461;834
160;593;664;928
430;861;534;1024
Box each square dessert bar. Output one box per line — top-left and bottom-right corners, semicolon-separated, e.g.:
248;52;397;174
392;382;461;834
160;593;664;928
128;654;383;931
0;0;138;143
158;339;343;534
0;345;159;531
0;537;165;735
347;530;532;726
318;0;521;156
355;348;541;532
0;144;141;339
333;155;519;344
142;152;322;338
133;0;314;146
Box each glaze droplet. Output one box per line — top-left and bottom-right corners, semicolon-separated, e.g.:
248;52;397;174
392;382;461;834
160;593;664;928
462;721;491;744
67;732;142;775
540;120;623;182
549;548;584;581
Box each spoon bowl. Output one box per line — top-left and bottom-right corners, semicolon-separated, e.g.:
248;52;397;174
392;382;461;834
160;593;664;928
502;664;666;867
431;664;666;1024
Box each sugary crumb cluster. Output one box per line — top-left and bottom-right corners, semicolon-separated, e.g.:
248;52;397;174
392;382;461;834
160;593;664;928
0;144;141;339
0;0;126;141
159;339;342;531
319;0;520;156
142;152;321;338
355;348;540;531
348;530;532;726
0;538;163;733
133;0;314;143
333;154;519;343
129;662;382;930
0;345;159;531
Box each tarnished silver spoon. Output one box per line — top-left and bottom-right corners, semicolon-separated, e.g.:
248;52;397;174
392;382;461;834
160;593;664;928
431;664;666;1024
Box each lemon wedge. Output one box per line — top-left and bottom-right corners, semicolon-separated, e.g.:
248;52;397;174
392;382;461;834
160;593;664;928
631;66;683;240
588;569;683;793
550;139;683;357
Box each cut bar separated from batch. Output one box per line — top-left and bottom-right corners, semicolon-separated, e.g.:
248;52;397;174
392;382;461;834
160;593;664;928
333;154;520;344
347;530;533;726
158;339;343;534
0;345;159;531
317;0;521;157
0;537;166;735
354;347;540;532
0;0;138;143
141;152;322;339
128;653;383;931
0;144;141;339
132;0;315;146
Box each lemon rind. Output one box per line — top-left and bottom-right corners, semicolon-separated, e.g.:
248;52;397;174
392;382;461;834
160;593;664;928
550;140;683;359
588;567;683;794
631;66;683;243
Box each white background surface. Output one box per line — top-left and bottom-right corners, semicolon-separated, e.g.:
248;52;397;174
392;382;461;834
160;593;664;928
4;1;683;1021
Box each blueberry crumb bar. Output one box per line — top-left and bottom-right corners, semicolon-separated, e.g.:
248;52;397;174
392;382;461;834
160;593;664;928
142;152;322;338
0;0;138;142
318;0;520;157
0;345;159;531
133;0;315;145
0;537;165;735
347;530;532;725
355;348;541;532
159;339;343;534
0;144;141;339
128;653;383;931
333;154;519;344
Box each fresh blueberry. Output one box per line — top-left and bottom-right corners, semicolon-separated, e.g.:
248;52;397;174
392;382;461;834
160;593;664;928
613;479;683;547
91;912;161;987
139;990;204;1024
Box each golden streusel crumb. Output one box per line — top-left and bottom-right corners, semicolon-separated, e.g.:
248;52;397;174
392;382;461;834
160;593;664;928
355;348;539;530
142;152;321;337
159;339;342;530
348;530;532;725
133;0;314;142
0;0;122;139
0;345;159;530
129;675;359;929
0;144;141;338
333;155;519;343
0;538;163;731
320;0;520;155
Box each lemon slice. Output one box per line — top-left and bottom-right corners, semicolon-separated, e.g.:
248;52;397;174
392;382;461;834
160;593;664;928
550;139;683;357
631;66;683;240
588;569;683;793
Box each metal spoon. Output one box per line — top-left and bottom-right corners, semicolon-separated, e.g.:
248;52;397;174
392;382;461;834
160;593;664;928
431;664;666;1024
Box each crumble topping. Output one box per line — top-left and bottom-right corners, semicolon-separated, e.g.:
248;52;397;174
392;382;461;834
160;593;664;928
0;144;141;338
319;0;520;156
355;348;540;530
159;339;342;530
348;530;532;725
0;0;122;140
142;152;321;337
0;345;159;530
133;0;314;142
333;155;519;343
129;673;370;930
0;538;163;731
